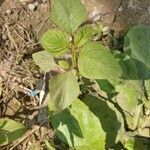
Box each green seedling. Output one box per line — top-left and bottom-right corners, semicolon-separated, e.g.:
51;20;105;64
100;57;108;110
33;0;150;149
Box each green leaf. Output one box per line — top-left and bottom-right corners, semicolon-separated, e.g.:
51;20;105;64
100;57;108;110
116;80;142;114
32;51;56;72
123;136;150;150
74;25;94;47
41;29;69;56
58;60;70;70
50;0;86;33
50;98;106;150
124;103;143;130
82;95;123;148
45;140;55;150
78;42;123;85
114;52;140;80
96;79;115;94
124;138;135;150
0;118;27;146
124;25;150;79
48;71;80;112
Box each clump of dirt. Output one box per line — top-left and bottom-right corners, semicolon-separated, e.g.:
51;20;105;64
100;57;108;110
83;0;150;32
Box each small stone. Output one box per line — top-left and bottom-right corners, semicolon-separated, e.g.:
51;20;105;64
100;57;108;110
34;2;38;7
102;26;110;32
69;35;72;42
16;77;22;83
6;9;12;15
2;34;8;40
89;7;99;21
28;3;36;11
92;14;101;22
118;6;123;12
102;26;110;35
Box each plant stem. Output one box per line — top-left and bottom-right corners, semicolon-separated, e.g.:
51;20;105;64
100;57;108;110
71;34;76;68
72;45;76;66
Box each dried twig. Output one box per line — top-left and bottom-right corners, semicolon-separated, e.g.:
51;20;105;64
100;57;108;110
5;24;19;53
36;16;49;35
9;126;39;150
13;28;26;42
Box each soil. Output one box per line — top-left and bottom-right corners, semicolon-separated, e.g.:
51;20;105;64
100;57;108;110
0;0;150;149
83;0;150;32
